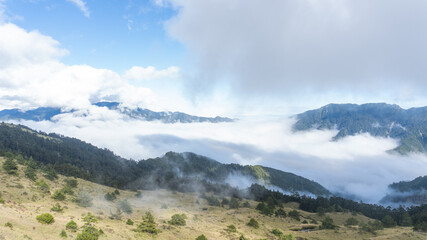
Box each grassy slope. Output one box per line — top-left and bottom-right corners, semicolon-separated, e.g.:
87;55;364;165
0;158;425;240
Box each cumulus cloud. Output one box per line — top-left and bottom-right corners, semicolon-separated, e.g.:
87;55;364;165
66;0;90;18
124;66;180;81
164;0;427;102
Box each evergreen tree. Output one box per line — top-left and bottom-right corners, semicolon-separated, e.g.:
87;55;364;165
2;158;18;175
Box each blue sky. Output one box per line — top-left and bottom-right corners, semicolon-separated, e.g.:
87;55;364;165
4;0;184;72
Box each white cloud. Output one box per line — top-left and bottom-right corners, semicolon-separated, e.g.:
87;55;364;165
164;0;427;104
124;66;179;81
66;0;90;18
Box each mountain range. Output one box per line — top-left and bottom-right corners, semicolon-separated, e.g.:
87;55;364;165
0;102;233;124
381;176;427;205
294;103;427;153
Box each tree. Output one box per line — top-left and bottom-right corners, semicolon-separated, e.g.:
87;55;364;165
288;210;300;221
382;215;396;228
66;220;78;231
275;208;287;218
320;216;337;230
134;212;160;234
2;158;18;175
195;235;208;240
345;217;358;226
25;165;37;181
52;190;66;201
104;192;116;201
169;214;187;226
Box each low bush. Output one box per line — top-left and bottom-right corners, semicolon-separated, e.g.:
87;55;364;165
51;203;64;212
52;190;66;201
226;224;237;232
36;213;55;224
169;213;187;226
65;220;78;231
195;234;208;240
247;218;259;228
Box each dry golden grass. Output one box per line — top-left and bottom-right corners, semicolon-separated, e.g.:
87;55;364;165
0;157;426;240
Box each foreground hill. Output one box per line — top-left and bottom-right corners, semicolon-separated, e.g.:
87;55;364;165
0;122;329;196
1;157;424;240
0;101;233;123
381;176;427;205
294;103;427;153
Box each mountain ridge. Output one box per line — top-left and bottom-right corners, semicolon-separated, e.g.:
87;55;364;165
294;103;427;153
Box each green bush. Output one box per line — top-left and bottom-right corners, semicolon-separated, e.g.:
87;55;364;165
118;199;132;214
24;166;37;181
226;224;237;232
359;220;383;235
283;234;296;240
51;203;64;212
247;218;259;228
104;192;116;201
5;222;13;228
64;178;78;188
242;201;251;208
36;213;55;224
271;228;283;237
229;198;239;209
61;184;74;195
382;215;396;228
288;210;300;221
60;229;67;238
413;222;427;232
2;158;18;175
275;208;287;218
195;234;208;240
320;216;337;230
114;189;120;195
52;190;66;201
65;220;78;231
345;217;358;226
205;196;221;206
239;234;248;240
256;202;274;216
76;226;101;240
43;167;58;181
134;211;160;234
35;179;50;193
126;219;134;225
82;212;98;224
169;213;187;226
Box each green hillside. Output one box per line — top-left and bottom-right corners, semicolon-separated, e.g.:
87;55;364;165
294;103;427;153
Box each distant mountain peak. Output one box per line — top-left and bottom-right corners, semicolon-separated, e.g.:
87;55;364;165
294;103;427;153
0;102;234;124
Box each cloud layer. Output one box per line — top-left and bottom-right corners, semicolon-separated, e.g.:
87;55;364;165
165;0;427;103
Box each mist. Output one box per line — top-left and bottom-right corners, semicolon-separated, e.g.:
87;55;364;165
9;107;427;204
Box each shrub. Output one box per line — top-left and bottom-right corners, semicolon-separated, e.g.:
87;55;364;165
359;220;383;235
126;219;134;225
169;213;187;226
275;208;287;218
109;208;122;220
2;158;18;175
226;224;237;232
413;222;427;232
5;222;13;228
118;200;132;214
52;190;66;201
239;234;248;240
283;234;296;240
60;229;67;238
256;202;274;216
113;189;120;195
74;191;93;207
242;201;251;208
36;213;55;224
205;196;220;206
195;234;208;240
76;226;101;240
320;216;337;230
25;166;37;181
345;217;358;226
61;184;74;195
134;211;160;234
221;198;229;206
44;167;58;181
271;228;283;237
64;178;78;188
51;203;64;212
288;210;300;221
82;212;98;224
247;218;259;228
35;180;50;193
66;220;78;231
0;199;4;204
229;198;239;209
104;192;116;201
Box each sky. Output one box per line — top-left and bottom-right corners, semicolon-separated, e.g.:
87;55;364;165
1;0;427;203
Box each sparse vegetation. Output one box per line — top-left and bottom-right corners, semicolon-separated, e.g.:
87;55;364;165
36;213;55;224
5;222;13;228
226;224;237;232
